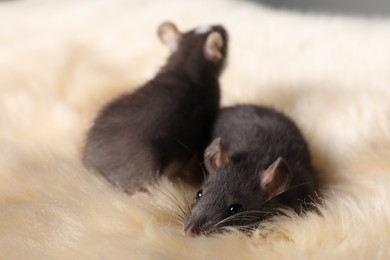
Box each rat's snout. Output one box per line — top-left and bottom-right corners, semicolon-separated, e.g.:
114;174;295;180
184;214;208;237
184;223;202;237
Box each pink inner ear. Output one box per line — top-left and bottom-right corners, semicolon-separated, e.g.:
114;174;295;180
260;157;292;199
214;150;228;169
260;170;273;190
204;32;223;62
157;22;181;52
261;170;287;199
204;137;229;173
163;32;181;52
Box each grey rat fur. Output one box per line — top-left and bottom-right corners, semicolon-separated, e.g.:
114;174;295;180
184;105;316;236
83;22;228;193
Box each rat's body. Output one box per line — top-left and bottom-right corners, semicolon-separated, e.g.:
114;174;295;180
83;22;228;193
184;105;315;236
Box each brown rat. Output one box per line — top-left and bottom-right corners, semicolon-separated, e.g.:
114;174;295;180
83;22;228;193
184;105;316;237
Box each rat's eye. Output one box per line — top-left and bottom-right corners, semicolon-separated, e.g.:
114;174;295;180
228;204;243;215
195;189;203;201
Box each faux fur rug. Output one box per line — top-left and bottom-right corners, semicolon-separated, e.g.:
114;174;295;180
1;0;390;258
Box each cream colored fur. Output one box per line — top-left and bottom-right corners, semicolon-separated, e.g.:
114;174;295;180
1;0;390;258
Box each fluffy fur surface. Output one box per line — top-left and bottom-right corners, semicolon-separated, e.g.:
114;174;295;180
1;0;390;258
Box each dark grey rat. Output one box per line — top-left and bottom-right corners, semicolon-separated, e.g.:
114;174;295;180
83;22;228;193
184;105;316;237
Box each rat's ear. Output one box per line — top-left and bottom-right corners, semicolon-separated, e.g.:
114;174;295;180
157;21;182;52
204;32;224;63
260;157;292;200
204;137;229;173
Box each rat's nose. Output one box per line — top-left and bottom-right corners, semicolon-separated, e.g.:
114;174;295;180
184;224;202;237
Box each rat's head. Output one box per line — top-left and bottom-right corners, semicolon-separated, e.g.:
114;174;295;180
184;138;294;237
157;21;228;76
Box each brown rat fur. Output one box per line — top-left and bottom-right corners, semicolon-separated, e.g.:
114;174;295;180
83;22;228;193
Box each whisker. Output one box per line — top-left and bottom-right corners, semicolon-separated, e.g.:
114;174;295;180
183;193;194;216
191;181;314;235
213;209;275;227
199;162;207;181
168;191;188;216
156;205;185;223
173;138;193;154
154;186;188;219
217;181;312;227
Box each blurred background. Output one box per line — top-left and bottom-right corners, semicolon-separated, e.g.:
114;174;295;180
254;0;390;16
2;0;390;17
